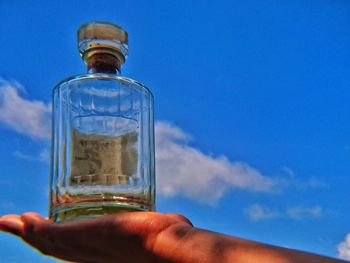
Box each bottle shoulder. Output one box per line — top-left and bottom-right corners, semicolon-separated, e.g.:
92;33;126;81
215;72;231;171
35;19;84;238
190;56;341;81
53;73;153;97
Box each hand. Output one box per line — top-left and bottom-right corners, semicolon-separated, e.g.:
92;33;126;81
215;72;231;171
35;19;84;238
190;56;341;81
0;212;346;263
0;212;193;263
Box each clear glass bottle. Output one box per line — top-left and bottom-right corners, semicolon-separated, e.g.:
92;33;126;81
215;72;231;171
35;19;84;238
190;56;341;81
49;21;155;222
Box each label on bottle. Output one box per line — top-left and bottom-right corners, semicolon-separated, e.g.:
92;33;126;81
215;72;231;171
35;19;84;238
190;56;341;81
69;129;138;186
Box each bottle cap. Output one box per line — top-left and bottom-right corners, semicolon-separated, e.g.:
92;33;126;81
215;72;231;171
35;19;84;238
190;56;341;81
78;21;128;64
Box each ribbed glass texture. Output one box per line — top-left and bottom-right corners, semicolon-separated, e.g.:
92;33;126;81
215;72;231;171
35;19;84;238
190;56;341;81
50;74;155;222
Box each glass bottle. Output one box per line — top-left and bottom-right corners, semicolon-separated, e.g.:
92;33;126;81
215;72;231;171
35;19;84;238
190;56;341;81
49;21;155;222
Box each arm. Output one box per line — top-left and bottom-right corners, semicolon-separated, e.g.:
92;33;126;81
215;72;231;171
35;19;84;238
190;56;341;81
155;223;345;263
0;212;346;263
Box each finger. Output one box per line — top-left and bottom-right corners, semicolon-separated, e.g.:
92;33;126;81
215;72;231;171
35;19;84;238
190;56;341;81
22;212;44;220
0;213;108;262
20;214;113;261
0;214;24;236
19;214;87;261
165;213;193;226
22;214;94;246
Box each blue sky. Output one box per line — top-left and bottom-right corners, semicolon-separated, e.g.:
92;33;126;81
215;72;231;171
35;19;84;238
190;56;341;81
0;0;350;261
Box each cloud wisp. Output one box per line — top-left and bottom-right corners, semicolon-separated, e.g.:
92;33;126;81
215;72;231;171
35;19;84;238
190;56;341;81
156;122;276;203
245;204;280;221
286;206;323;220
281;166;326;190
245;204;324;221
12;148;50;163
0;79;51;140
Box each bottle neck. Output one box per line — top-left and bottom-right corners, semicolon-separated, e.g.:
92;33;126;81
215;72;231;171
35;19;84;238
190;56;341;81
86;53;121;74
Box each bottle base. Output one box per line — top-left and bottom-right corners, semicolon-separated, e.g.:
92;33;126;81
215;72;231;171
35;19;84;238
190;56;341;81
50;192;154;222
50;202;151;222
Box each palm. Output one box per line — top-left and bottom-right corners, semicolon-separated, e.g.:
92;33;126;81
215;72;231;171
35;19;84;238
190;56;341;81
0;212;192;263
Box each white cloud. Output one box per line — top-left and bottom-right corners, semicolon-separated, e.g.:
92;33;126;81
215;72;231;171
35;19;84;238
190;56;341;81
246;204;324;221
282;166;296;177
12;148;50;163
155;122;275;203
338;234;350;261
281;166;326;190
245;204;280;221
286;206;323;220
0;79;50;139
38;148;50;162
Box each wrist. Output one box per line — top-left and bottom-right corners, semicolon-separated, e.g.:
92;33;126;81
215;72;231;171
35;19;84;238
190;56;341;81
147;223;196;263
149;224;221;263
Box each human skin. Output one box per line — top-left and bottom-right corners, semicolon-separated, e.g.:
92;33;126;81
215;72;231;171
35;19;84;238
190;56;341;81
0;212;347;263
